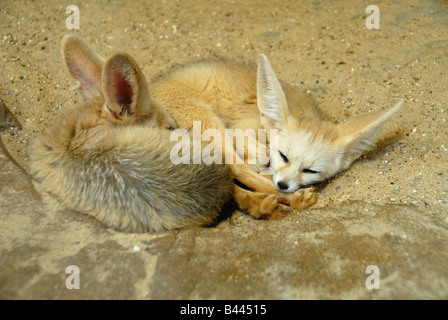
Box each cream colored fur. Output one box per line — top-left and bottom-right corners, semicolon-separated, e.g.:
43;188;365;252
30;35;402;231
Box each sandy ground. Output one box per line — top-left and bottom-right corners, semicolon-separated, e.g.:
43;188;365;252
1;0;447;218
0;0;447;299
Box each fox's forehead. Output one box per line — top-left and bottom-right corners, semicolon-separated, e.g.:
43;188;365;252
276;126;339;167
286;116;339;143
283;130;330;152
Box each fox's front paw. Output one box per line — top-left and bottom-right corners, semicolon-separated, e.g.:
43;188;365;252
279;187;317;211
233;185;294;220
260;203;294;220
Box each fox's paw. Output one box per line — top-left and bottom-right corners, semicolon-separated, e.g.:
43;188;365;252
248;194;294;220
240;192;280;219
279;187;317;211
260;203;294;220
233;185;294;220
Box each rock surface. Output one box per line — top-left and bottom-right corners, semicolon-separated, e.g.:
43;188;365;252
1;145;447;299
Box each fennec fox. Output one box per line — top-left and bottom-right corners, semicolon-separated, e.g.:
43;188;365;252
147;51;402;215
31;35;402;231
30;37;234;233
255;55;403;193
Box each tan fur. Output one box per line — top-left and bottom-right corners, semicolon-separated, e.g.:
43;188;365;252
148;53;401;198
31;36;402;231
30;36;234;233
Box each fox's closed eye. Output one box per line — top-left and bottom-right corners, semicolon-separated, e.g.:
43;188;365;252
303;169;319;174
279;151;289;163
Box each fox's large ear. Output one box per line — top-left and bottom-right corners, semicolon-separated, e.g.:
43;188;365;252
102;53;152;123
61;35;104;102
257;54;290;129
336;100;404;166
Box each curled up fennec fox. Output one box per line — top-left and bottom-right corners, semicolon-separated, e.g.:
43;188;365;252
30;35;402;233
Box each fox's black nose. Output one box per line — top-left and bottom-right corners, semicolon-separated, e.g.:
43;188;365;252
277;181;289;190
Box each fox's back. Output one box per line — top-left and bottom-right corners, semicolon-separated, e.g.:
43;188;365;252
150;59;327;129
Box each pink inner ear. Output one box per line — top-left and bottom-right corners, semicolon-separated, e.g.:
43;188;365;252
111;71;133;107
67;62;101;98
